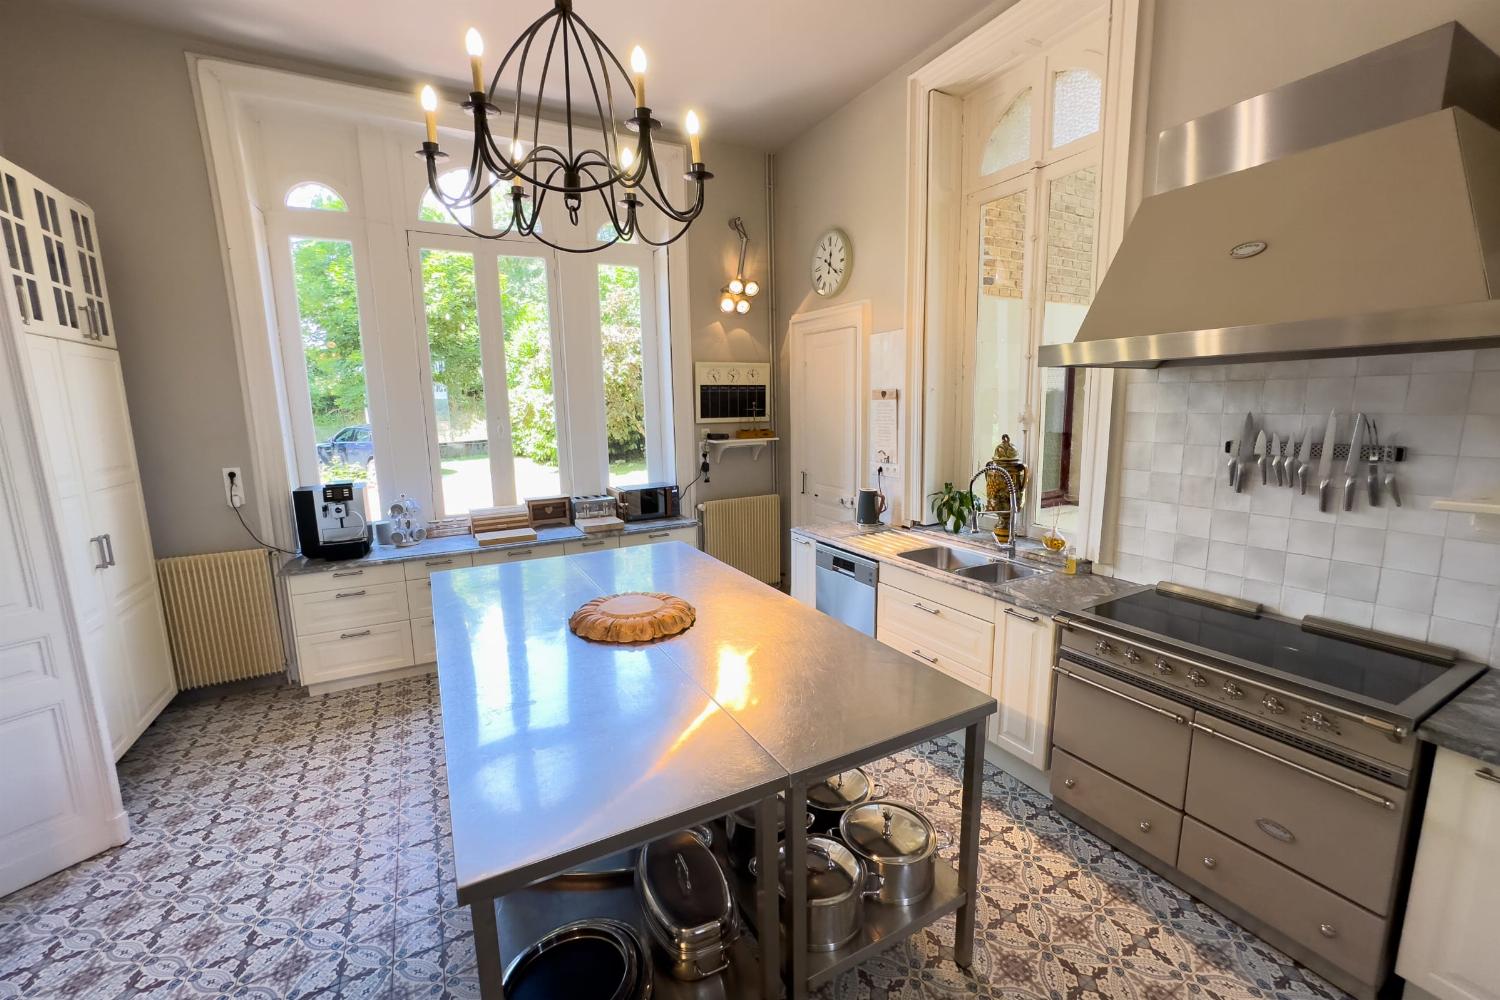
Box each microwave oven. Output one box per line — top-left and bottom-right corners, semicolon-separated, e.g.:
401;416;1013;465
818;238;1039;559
607;483;680;522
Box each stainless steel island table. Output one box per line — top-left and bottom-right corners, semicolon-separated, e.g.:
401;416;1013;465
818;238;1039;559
433;543;997;999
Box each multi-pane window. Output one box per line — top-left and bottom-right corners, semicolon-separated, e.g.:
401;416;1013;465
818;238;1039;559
419;248;488;514
599;264;649;486
498;255;562;500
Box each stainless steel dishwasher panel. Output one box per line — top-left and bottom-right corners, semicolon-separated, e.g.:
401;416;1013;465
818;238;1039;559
814;544;878;636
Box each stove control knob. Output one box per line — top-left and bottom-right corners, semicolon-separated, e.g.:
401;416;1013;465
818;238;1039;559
1094;639;1113;655
1123;648;1142;663
1319;923;1337;939
1261;695;1285;714
1222;681;1244;699
1062;778;1076;789
1303;711;1334;731
1187;669;1208;687
1154;658;1173;676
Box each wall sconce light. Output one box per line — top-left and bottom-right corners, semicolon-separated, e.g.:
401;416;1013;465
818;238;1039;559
719;217;760;315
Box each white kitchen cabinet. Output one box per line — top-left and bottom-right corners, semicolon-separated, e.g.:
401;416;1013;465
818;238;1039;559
1395;747;1500;1000
0;163;106;345
564;535;619;555
789;533;816;605
989;600;1055;770
620;525;698;548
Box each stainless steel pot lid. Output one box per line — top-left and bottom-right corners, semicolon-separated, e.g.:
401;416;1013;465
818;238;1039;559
638;830;733;942
840;801;934;863
501;918;648;1000
781;836;860;902
807;768;873;811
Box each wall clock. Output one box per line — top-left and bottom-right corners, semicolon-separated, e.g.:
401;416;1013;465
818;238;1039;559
811;228;851;297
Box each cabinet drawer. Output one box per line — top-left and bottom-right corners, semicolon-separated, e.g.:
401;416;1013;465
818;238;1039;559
290;581;410;637
1186;717;1406;915
620;526;698;548
1051;660;1192;808
877;617;990;693
402;553;474;580
472;543;559;566
286;562;405;596
878;585;993;674
1180;817;1388;989
564;536;620;555
295;620;415;686
1053;748;1182;865
411;616;436;663
407;578;433;618
877;563;994;621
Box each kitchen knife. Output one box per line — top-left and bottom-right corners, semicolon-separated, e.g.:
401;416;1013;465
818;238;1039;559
1295;427;1313;494
1366;420;1381;506
1381;430;1402;507
1342;413;1365;512
1270;432;1284;486
1316;412;1339;512
1254;429;1269;486
1235;413;1256;493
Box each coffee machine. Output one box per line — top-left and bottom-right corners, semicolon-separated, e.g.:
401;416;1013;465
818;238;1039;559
292;482;372;560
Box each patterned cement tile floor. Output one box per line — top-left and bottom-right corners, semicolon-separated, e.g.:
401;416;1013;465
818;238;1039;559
0;676;1349;1000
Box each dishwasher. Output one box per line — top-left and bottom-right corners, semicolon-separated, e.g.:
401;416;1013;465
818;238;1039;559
814;543;878;636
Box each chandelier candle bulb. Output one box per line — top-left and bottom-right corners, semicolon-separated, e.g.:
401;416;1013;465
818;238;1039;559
420;85;438;143
630;46;648;107
620;146;635;189
686;110;702;163
465;28;485;92
510;141;525;190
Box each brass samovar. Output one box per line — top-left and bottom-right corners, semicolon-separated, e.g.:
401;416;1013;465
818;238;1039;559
984;434;1028;545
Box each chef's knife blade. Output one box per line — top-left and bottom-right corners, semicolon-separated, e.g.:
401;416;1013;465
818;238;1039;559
1342;413;1365;512
1235;414;1256;493
1254;430;1269;486
1295;427;1313;494
1316;412;1339;512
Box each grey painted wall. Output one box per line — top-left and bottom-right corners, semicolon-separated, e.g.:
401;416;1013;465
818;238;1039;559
0;0;771;556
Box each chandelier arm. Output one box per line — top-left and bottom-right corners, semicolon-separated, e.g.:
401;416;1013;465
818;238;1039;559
563;15;617;177
637;152;705;223
577;20;627;182
502;12;550;172
560;10;576;167
530;17;565;171
488;5;553;102
631;215;694;248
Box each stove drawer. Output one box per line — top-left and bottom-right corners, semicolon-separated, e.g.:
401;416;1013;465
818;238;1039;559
1052;660;1192;808
1180;817;1388;990
1053;748;1182;864
1186;716;1406;916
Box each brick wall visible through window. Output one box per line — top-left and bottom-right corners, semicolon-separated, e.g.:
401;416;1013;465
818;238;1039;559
1044;165;1097;306
980;192;1026;299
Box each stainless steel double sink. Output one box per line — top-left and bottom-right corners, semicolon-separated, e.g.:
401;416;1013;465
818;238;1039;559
896;544;1039;585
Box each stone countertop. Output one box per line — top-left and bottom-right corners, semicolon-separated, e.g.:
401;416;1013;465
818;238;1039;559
1418;668;1500;768
280;516;698;576
791;523;1144;617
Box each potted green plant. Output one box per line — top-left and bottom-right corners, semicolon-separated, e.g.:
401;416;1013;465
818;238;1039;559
929;483;976;534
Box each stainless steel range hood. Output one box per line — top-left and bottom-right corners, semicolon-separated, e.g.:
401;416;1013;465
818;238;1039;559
1039;23;1500;369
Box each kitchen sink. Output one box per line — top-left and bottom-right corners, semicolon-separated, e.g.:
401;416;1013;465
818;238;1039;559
952;560;1039;584
898;545;996;571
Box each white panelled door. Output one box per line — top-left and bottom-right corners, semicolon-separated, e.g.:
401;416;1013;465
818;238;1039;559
790;302;866;526
0;300;124;897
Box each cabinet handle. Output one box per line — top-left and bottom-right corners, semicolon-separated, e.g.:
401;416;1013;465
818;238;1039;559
581;540;604;548
1319;924;1337;939
909;648;938;664
424;558;453;567
1476;768;1500;786
1201;856;1217;870
89;534;108;570
339;630;372;640
335;589;368;599
1138;820;1152;833
101;533;116;567
1190;721;1396;810
647;531;670;539
800;471;807;495
332;570;364;578
1004;607;1040;624
911;601;940;616
1062;777;1076;789
506;548;534;557
1054;665;1187;725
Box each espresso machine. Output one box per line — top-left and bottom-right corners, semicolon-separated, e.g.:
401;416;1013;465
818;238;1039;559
292;482;372;560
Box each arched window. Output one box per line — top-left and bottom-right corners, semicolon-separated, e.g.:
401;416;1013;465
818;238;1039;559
595;220;633;243
1050;68;1102;148
419;170;474;226
980;90;1032;175
285;182;347;211
494;190;542;235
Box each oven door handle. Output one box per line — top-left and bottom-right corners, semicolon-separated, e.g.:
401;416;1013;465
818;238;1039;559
1190;721;1396;811
1053;665;1186;726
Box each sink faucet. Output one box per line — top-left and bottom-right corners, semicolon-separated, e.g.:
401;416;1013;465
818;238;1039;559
967;462;1020;559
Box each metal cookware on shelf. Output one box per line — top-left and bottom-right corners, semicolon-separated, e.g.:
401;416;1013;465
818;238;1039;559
838;800;938;906
636;829;738;981
501;918;652;1000
807;767;875;834
754;836;880;952
723;792;814;869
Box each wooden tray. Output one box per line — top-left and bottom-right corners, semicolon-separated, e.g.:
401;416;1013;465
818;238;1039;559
569;593;695;643
476;527;538;546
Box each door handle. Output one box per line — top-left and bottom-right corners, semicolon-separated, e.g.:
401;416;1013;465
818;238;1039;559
909;648;939;664
800;471;807;495
101;533;116;567
89;535;108;569
1004;607;1041;624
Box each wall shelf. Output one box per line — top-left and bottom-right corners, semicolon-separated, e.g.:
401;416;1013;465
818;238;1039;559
702;437;778;463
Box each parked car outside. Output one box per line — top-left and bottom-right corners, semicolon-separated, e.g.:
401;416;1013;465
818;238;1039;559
317;424;374;470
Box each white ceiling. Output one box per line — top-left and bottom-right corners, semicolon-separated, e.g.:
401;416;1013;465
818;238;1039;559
55;0;998;148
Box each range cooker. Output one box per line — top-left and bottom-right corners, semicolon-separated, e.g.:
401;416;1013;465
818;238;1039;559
1048;582;1484;1000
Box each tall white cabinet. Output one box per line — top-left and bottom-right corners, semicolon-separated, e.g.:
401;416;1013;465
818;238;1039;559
2;156;175;760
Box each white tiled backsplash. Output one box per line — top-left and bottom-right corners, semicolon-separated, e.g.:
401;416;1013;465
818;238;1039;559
1110;349;1500;665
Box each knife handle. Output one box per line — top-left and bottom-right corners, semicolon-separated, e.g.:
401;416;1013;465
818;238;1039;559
1236;462;1248;494
1367;467;1380;507
1228;457;1238;489
1343;476;1357;512
1258;456;1268;486
1319;479;1332;513
1274;458;1286;488
1386;473;1402;508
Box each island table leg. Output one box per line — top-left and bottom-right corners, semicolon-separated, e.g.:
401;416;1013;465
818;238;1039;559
785;780;810;1000
756;795;781;999
954;721;984;968
472;897;506;998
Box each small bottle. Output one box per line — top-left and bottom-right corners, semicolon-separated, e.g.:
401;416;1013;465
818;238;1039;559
1063;545;1078;575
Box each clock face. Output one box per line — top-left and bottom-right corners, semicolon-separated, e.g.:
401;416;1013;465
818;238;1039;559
811;228;851;297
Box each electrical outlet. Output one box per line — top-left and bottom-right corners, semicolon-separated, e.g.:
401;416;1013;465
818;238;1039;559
222;467;244;508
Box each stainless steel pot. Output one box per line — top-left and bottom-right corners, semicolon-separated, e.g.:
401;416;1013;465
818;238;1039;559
838;800;937;906
757;836;879;952
636;830;737;982
723;793;814;870
501;918;652;1000
807;767;875;834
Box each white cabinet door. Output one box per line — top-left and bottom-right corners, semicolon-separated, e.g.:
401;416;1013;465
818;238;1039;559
789;533;816;605
619;526;698;548
1396;747;1500;1000
64;200;112;343
564;535;620;555
1;164;89;343
989;600;1055;770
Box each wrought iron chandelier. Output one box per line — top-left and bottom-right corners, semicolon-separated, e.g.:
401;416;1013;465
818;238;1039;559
416;0;711;253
